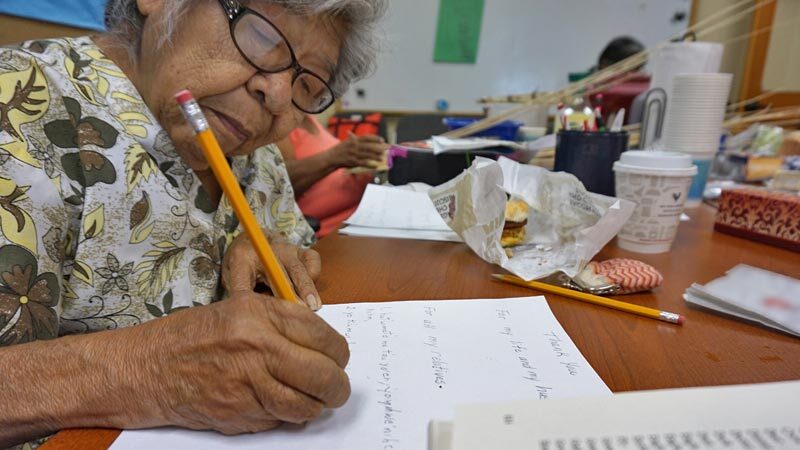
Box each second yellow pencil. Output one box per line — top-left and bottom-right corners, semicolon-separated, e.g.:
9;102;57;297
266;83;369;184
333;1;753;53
491;274;684;325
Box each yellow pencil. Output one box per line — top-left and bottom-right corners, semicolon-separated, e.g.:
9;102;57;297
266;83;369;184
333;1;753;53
175;90;298;303
491;274;684;325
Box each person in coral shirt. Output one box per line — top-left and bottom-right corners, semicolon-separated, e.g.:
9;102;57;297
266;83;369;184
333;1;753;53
278;115;388;237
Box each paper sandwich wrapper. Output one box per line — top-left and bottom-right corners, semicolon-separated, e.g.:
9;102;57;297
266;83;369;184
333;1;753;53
429;157;635;281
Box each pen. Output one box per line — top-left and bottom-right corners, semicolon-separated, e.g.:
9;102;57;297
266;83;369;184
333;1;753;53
557;102;566;131
594;106;604;131
610;108;625;132
491;274;685;325
175;90;298;303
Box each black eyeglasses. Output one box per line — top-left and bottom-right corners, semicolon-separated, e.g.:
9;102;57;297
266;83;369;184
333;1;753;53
218;0;335;114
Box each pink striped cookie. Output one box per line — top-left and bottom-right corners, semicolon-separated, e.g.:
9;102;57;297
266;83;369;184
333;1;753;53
586;259;664;294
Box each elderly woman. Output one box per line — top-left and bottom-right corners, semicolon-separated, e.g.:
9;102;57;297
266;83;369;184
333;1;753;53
0;0;385;446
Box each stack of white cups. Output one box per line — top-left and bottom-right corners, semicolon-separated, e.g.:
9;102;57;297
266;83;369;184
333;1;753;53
649;42;724;97
662;73;732;207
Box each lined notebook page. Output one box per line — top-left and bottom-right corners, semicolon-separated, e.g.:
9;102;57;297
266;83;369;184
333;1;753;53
452;380;800;450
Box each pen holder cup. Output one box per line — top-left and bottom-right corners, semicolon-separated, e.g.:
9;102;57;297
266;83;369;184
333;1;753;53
555;131;629;196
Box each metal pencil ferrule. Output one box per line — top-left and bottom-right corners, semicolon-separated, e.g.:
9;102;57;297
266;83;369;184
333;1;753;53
178;99;209;133
659;312;681;323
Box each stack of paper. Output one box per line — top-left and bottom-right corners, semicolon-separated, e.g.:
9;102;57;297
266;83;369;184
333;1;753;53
428;136;554;164
110;297;610;450
439;380;800;450
684;264;800;337
339;184;461;242
430;136;522;155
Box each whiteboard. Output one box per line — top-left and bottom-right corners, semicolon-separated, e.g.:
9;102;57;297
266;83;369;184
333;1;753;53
342;0;690;113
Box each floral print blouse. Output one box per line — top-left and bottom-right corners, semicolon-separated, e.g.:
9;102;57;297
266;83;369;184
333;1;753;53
0;36;315;346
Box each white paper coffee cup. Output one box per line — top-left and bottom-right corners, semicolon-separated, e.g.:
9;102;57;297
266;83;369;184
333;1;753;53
613;151;698;254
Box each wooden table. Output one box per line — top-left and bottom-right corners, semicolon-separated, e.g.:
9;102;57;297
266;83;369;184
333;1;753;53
42;206;800;450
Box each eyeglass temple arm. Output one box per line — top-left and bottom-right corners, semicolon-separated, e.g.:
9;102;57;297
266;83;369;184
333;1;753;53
218;0;242;20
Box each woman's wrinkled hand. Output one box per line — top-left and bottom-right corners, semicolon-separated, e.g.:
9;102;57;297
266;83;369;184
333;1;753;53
222;231;322;310
327;133;388;169
130;291;350;434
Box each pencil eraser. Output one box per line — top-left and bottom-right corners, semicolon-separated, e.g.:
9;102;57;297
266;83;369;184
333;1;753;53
677;314;686;325
174;89;194;105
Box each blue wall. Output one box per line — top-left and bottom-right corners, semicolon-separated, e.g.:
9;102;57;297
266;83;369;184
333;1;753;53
0;0;106;31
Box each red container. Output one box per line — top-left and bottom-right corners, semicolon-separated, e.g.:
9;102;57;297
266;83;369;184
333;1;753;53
715;188;800;252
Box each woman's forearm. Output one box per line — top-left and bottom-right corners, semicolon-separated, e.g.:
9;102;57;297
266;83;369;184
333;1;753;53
0;291;353;446
0;328;163;447
285;151;338;196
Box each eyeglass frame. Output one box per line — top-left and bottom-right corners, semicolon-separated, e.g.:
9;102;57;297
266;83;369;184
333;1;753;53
217;0;336;114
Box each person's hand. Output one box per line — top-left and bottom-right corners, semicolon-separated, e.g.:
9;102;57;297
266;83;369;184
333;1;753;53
124;292;350;434
327;133;388;169
222;230;322;310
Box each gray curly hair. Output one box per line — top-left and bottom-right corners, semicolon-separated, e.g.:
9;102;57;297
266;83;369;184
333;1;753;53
104;0;386;97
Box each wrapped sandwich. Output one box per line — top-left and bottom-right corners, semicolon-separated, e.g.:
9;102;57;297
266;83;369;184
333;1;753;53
501;199;529;247
429;156;635;281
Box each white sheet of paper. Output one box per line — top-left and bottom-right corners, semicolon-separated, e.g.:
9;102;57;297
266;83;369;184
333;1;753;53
111;297;610;450
339;225;462;242
452;380;800;450
524;133;556;151
345;184;452;231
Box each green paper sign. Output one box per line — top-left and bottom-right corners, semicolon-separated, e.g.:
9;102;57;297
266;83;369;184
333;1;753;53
433;0;486;64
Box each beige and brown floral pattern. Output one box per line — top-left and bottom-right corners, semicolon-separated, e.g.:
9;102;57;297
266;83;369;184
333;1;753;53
0;244;60;345
0;36;314;346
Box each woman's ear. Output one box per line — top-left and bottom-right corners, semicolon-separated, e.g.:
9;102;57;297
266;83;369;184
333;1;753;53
136;0;164;17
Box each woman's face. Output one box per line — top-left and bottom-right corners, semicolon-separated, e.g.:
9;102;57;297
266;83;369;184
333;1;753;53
134;0;342;171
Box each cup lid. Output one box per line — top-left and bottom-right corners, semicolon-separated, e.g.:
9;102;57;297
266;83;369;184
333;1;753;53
614;150;698;176
619;150;693;168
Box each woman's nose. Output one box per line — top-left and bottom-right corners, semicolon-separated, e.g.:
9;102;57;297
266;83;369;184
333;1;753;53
248;70;294;114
